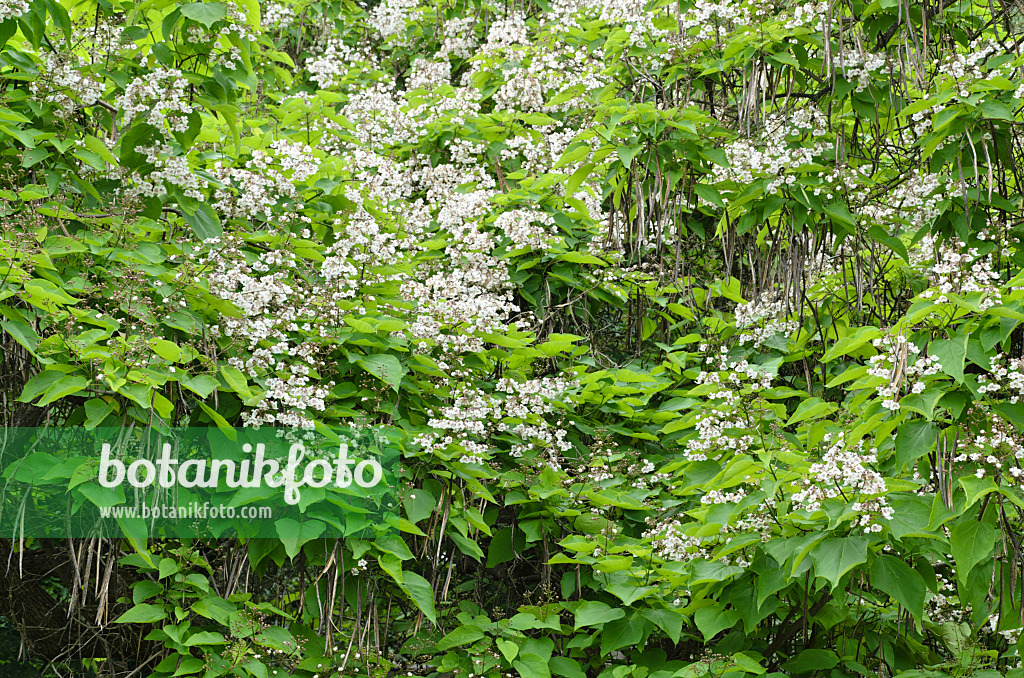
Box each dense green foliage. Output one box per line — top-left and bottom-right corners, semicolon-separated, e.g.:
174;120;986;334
2;0;1024;675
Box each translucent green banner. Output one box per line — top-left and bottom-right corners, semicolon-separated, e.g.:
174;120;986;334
0;427;400;540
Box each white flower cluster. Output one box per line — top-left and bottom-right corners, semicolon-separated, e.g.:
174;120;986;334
494;209;560;251
222;0;258;40
673;0;750;52
415;376;577;472
306;41;379;90
128;143;208;199
857;172;945;229
81;19;125;58
491;44;607;113
116;68;196;138
262;1;295;28
340;81;415;149
484;13;530;51
733;290;797;347
437;17;478;59
598;0;668;48
948;418;1024;489
935;38;1013;95
712;108;829;193
30;53;104;116
211;140;319;219
0;0;27;22
190;234;349;429
700;488;747;504
645;520;708;563
367;0;418;42
979;354;1024;403
783;1;827;29
924;572;970;624
790;432;892;533
683;361;775;461
645;505;762;568
916;236;1001;310
866;334;940;412
322;200;411;301
407;59;451;91
985;613;1022;647
832;49;888;92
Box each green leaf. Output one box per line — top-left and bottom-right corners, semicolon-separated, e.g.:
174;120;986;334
574;600;624;630
617;145;642;167
565;162;595;197
197;401;237;440
694;604;740;641
274;518;325;559
356;354;406;392
824;201;856;233
549;657;585;678
158;557;180;579
781;650;838;674
894;420;936;471
694;184;725;209
869;555;926;618
810;537;870;590
114;603;167;624
930;333;968;383
599;615;644;654
639;608;682;644
786;397;836;426
404;487;436;524
36;374;87;406
220;365;252;398
83;135;118;166
185;631;226;646
179;2;227;26
150;339;182;362
24;278;78;308
1;319;54;364
497;638;518;662
950;517;995;584
436;626;485;651
821;326;880;362
181;374;219;399
979;100;1014;121
181;200;222;241
512;654;551;678
400;571;437;624
84;398;115;429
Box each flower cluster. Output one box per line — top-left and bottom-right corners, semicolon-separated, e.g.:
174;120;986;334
682;359;774;461
712;108;830;193
866;334;941;411
211;140;320;219
367;0;418;42
979;354;1024;403
493;209;560;252
832;49;889;92
116;68;196;139
184;236;331;428
437;17;478;59
262;2;295;28
30;53;104;116
0;0;27;22
916;235;1002;310
128;143;208;200
415;376;577;472
944;416;1024;490
733;291;798;347
307;41;379;90
790;432;891;532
